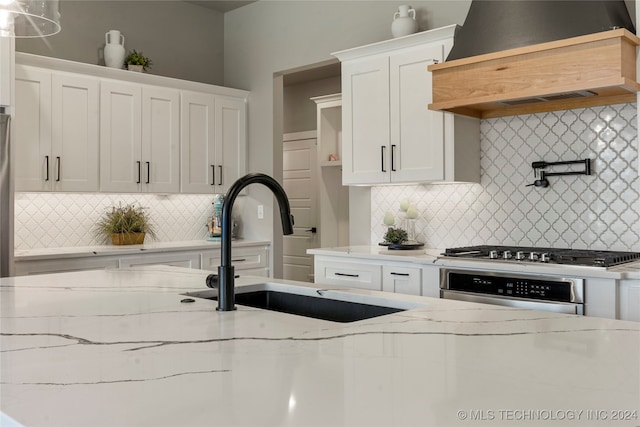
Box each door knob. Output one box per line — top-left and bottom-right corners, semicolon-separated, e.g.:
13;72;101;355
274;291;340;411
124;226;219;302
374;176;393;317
305;227;317;233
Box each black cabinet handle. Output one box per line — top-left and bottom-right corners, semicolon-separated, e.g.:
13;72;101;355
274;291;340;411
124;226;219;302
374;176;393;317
390;272;410;276
55;157;61;182
381;146;386;172
231;258;246;262
335;272;359;278
45;156;49;181
210;165;215;185
136;161;141;184
305;227;317;233
218;165;223;186
146;162;150;184
391;144;397;172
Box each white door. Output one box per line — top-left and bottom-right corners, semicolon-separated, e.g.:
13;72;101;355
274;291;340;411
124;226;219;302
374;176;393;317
282;131;318;282
341;56;390;185
51;72;99;192
180;91;216;193
14;65;52;191
390;43;445;183
142;86;180;193
100;80;142;192
215;96;247;192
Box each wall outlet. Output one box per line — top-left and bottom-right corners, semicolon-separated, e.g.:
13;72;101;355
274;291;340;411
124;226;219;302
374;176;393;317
257;205;264;219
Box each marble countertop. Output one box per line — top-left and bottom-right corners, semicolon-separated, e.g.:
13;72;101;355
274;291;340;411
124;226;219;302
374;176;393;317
308;245;640;280
14;239;271;261
1;266;639;426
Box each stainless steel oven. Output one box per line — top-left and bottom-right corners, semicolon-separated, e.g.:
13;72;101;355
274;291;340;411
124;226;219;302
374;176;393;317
440;269;585;315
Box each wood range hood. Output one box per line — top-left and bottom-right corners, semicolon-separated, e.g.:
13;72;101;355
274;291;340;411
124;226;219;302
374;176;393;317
428;28;640;119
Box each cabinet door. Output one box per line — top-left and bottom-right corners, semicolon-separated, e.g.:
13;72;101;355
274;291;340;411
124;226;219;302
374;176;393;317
100;80;142;192
341;56;390;185
390;44;445;183
51;73;99;191
382;265;421;295
180;91;216;193
142;86;180;193
215;96;247;192
620;280;640;322
14;65;52;191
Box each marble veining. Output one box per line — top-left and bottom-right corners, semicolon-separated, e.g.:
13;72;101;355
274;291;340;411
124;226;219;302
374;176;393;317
1;266;639;426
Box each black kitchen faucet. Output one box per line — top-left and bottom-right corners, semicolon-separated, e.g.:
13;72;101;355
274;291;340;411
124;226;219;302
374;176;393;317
216;173;294;311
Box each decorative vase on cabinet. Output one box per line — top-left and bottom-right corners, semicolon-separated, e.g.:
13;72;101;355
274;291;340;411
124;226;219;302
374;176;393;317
391;5;418;38
104;30;125;69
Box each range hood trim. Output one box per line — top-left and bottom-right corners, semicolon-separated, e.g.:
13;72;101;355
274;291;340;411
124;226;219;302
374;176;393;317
428;28;640;119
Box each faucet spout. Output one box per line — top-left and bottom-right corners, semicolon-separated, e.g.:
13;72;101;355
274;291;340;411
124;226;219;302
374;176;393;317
217;173;294;311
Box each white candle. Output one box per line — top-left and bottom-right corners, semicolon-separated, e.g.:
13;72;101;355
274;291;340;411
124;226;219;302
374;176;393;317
399;198;410;212
383;211;395;226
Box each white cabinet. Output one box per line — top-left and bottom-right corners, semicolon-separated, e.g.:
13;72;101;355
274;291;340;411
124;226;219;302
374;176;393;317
313;253;440;297
620;280;640;322
14;52;248;195
118;251;202;269
15;65;99;191
382;265;421;295
180;92;247;194
100;81;179;193
14;242;270;277
315;258;382;291
333;24;480;186
202;244;270;277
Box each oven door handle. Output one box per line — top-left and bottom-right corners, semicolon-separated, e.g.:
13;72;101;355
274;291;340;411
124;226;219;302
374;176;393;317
440;290;583;315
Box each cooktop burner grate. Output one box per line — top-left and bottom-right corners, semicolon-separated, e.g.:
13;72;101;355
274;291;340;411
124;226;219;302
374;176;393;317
442;245;640;267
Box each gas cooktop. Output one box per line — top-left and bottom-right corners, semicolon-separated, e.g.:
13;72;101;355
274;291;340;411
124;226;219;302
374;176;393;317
442;245;640;268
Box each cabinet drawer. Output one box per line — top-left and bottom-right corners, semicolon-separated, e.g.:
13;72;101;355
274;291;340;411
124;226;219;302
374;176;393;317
118;252;202;269
203;246;269;272
382;265;421;295
315;260;382;291
14;256;119;276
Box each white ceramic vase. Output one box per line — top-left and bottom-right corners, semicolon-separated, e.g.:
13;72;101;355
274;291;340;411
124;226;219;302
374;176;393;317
391;5;418;38
104;30;125;69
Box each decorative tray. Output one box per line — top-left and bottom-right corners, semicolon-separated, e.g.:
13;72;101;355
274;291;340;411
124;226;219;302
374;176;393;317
379;242;424;250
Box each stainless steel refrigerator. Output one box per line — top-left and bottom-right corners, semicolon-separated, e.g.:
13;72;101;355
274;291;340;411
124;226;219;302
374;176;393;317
0;111;13;277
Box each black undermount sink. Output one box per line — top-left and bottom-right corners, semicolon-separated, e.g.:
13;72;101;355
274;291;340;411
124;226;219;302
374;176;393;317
185;284;424;323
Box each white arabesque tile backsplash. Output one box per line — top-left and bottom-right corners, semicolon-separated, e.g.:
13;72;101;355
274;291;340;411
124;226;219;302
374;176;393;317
15;193;214;249
371;103;640;251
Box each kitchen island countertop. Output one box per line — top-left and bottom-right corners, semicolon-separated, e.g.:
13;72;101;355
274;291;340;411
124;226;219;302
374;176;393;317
1;266;639;426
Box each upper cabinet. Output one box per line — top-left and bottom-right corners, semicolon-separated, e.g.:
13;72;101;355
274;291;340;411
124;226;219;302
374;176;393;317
14;53;248;194
180;92;247;194
15;65;99;192
333;24;480;186
100;81;180;193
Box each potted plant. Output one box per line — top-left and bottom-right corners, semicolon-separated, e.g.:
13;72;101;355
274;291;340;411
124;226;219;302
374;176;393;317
125;49;152;72
94;203;157;245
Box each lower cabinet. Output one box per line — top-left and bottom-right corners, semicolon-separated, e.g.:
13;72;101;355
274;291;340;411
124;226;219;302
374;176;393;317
14;243;270;277
118;251;202;269
314;255;432;296
202;244;270;277
315;259;382;291
620;280;640;322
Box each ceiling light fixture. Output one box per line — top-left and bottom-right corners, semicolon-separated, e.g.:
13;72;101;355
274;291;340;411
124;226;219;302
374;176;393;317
0;0;60;38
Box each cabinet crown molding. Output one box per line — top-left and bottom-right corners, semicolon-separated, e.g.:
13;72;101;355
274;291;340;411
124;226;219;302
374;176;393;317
16;52;249;99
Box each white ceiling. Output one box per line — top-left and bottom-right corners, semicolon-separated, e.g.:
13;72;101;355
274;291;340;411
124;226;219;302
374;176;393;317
186;0;257;13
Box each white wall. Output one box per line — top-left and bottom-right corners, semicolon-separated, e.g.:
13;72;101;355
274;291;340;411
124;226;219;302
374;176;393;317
16;1;225;85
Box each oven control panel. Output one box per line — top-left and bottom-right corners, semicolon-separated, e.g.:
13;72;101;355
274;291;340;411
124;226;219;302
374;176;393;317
442;270;581;303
